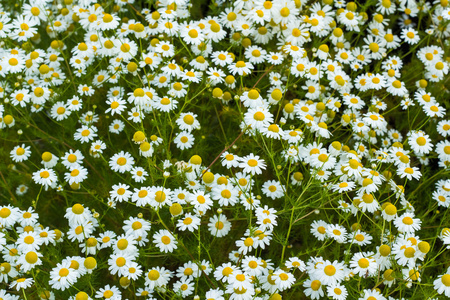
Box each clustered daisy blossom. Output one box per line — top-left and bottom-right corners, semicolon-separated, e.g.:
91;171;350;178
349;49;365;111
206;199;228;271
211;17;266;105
1;0;449;299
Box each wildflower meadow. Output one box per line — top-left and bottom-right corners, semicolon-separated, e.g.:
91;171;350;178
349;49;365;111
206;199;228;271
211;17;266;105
0;0;450;299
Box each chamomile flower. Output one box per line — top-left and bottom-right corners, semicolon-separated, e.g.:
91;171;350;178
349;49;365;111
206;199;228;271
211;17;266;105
211;51;233;67
74;126;98;143
32;168;57;190
359;289;386;300
434;268;450;297
314;260;346;285
398;166;422;180
11;16;37;42
105;98;127;116
228;60;253;76
176;113;200;132
173;278;195;298
174;131;195;150
64;203;92;226
401;28;420;44
408;131;433;155
327;284;348;300
208;214;231;237
239;154;266;175
350;252;377;277
10;144;31;162
261;180;284;200
221;152;241;168
95;285;121;300
10;277;34;291
244;106;273;130
332;181;355;193
109;151;134;173
49;262;79;291
303;278;324;299
155;41;176;57
327;224;347;243
177;213;201;232
17;250;43;272
153;230;177;253
394;213;422;233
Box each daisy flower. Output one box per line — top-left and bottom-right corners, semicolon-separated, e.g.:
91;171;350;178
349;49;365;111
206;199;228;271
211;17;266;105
98;231;117;249
11;15;37;42
176;261;200;280
123;261;143;281
211;184;239;206
245;45;267;64
423;102;446;118
240;89;265;108
112;235;138;256
110;184;132;203
130;167;148;183
109;119;125;134
181;26;204;45
350;230;373;246
189;190;213;212
211;51;233;67
50;101;71;121
0;14;12;38
206;68;226;85
108;253;135;277
155;41;175;57
10;89;30;107
286;257;306;271
381;203;398;221
386;79;408;97
261;123;284;140
154;96;178;112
